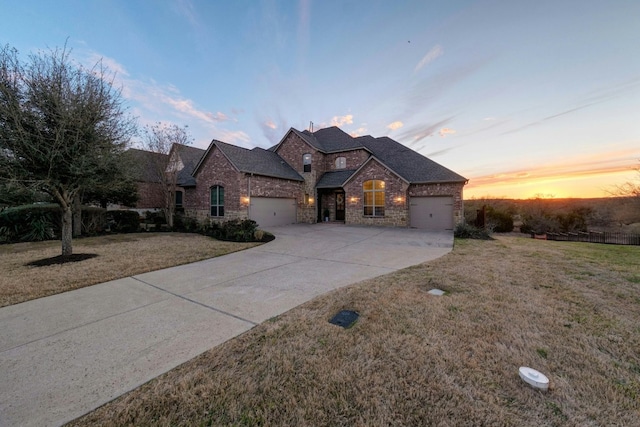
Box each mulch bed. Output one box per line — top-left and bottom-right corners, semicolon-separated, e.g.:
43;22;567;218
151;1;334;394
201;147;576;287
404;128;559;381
26;253;99;267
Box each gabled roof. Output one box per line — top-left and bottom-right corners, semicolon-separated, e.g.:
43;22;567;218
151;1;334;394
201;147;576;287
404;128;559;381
274;126;366;154
357;136;467;183
194;140;304;182
275;126;466;184
316;170;358;189
173;144;206;187
125;148;167;183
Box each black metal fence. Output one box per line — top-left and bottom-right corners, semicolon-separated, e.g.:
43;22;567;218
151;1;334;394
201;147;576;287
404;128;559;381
544;231;640;246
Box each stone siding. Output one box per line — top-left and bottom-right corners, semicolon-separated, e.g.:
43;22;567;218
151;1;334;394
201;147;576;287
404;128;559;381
324;149;369;171
343;159;410;227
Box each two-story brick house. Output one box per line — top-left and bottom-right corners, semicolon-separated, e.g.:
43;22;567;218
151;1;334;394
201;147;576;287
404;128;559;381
181;126;467;230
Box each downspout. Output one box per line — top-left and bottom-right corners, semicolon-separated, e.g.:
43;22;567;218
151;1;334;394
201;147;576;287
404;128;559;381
247;173;252;218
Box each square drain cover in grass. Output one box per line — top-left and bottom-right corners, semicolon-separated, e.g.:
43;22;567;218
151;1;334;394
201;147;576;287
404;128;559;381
329;310;359;328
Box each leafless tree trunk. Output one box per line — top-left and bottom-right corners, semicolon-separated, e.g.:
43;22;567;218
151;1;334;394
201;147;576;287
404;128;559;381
139;123;193;229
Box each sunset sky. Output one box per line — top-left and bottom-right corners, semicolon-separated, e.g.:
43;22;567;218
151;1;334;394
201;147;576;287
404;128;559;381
2;0;639;199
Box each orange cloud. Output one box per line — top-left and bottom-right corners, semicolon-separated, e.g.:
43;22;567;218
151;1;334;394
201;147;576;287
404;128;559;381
349;127;367;137
387;121;404;131
330;114;354;127
439;127;456;137
264;120;277;130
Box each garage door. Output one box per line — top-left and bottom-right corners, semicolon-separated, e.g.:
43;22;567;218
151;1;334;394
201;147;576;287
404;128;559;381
409;196;454;230
249;197;297;227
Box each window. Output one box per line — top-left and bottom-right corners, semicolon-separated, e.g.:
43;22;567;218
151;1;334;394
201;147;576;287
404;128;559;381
175;190;183;208
303;153;312;172
363;180;385;217
210;186;224;217
335;157;346;169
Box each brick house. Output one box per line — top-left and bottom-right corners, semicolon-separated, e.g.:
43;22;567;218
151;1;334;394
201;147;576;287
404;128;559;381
181;126;468;230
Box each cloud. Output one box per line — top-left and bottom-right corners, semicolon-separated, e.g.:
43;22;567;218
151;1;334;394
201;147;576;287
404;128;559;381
502;78;640;136
414;45;443;73
264;120;277;130
330;114;354;127
396;116;454;145
387;121;404;131
439;127;456;137
349;127;367;137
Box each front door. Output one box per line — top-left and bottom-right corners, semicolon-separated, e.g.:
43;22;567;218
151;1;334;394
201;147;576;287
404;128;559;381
335;192;345;221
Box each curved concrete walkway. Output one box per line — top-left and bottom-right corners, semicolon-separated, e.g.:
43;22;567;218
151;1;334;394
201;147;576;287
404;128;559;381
0;224;453;426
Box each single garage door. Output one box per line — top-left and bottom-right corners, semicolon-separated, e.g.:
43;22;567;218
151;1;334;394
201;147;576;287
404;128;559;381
249;197;297;227
409;196;454;230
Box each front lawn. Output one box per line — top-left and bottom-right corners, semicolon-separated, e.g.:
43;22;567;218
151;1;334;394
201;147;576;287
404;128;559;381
0;233;260;307
70;236;640;426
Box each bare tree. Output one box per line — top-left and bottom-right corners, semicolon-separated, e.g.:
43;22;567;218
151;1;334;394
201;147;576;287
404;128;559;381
0;44;136;256
139;123;193;228
610;161;640;199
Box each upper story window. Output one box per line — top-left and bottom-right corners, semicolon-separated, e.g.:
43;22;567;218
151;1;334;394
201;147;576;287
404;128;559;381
303;154;312;172
335;157;346;169
175;190;183;208
363;180;385;217
210;185;224;217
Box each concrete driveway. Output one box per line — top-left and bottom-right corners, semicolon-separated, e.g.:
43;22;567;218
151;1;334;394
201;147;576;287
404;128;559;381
0;224;452;426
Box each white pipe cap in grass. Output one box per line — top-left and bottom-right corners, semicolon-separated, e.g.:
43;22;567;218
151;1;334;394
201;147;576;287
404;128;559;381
519;367;549;391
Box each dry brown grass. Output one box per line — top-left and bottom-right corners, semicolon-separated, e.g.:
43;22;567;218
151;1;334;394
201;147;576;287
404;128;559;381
70;236;640;426
0;233;259;307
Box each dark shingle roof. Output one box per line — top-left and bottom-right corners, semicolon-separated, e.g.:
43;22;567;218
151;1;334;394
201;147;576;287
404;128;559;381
174;144;205;187
356;136;467;183
292;127;363;153
215;141;304;181
316;170;358;188
125;148;167;183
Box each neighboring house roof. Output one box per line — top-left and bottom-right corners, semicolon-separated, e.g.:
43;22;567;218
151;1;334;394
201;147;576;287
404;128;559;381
125;148;167;183
195;140;304;182
316;170;358;189
173;144;205;187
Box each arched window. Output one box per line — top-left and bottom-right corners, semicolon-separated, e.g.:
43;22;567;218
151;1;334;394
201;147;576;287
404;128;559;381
303;153;312;172
335;157;346;169
210;185;224;217
363;180;385;217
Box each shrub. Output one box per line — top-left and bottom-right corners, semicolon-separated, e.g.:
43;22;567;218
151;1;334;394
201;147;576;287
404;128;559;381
107;210;140;233
204;219;260;242
454;222;491;240
173;214;200;233
82;207;107;235
0;203;60;243
486;207;514;232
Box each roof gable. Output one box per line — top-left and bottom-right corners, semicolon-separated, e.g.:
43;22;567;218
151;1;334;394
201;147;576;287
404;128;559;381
194;139;304;182
356;136;467;183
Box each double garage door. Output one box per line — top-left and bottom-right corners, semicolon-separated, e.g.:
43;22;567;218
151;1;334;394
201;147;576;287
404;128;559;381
409;196;454;230
249;197;296;228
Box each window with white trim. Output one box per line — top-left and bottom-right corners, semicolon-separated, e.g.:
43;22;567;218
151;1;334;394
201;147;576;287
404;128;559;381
363;180;385;217
210;185;224;217
335;157;346;169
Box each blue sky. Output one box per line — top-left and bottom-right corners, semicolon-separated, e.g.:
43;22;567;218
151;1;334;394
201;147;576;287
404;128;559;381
2;0;639;198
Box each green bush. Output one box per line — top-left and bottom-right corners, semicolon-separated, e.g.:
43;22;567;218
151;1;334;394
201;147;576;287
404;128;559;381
0;203;60;243
82;207;107;235
107;210;140;233
486;207;514;232
204;219;261;242
173;214;200;233
454;222;492;240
